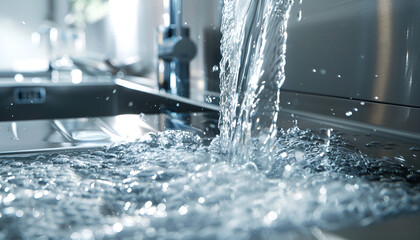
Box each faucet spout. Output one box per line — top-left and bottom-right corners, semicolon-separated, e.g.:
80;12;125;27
157;0;197;98
170;0;183;37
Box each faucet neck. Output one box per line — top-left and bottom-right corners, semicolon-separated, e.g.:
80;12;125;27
169;0;183;37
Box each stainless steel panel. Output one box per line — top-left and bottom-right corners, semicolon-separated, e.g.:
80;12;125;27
0;78;119;121
285;0;420;107
0;76;218;122
279;90;420;141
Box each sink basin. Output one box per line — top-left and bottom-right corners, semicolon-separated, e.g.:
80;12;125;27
0;109;419;240
0;75;419;239
0;112;219;155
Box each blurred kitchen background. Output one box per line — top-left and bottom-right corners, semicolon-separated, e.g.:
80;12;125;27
0;0;223;91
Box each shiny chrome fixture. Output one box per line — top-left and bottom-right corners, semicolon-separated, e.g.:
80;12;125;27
157;0;197;98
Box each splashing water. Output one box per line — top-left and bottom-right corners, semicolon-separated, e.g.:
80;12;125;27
1;130;420;239
219;0;293;169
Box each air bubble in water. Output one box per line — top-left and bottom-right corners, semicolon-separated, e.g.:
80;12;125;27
116;71;125;78
113;223;123;233
178;205;188;215
198;197;206;204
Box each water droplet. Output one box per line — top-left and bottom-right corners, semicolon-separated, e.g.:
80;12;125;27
374;74;379;78
116;71;125;78
81;229;93;239
266;211;278;222
128;102;134;107
346;111;353;117
139;113;145;119
3;193;16;204
34;192;43;199
337;75;342;78
15;210;24;218
112;89;117;94
105;96;110;101
320;69;327;75
360;102;365;106
297;10;302;21
353;108;359;112
178;205;188;215
112;222;123;233
21;21;26;25
198;197;205;204
176;103;180;107
205;96;213;103
312;69;317;73
14;74;24;82
319;186;327;195
374;96;379;100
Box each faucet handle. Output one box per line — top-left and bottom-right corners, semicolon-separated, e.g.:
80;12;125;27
158;36;197;62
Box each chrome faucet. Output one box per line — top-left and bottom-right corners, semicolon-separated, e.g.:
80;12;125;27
157;0;197;98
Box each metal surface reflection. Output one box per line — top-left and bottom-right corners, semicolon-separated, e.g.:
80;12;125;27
285;0;420;108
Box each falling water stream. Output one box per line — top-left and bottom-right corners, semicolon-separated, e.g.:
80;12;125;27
1;1;420;239
219;0;293;170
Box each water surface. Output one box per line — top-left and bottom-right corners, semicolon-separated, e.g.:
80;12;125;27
1;129;420;239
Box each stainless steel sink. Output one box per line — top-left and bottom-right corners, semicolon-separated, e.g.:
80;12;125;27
0;75;419;239
0;76;218;122
0;107;419;240
0;112;219;155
